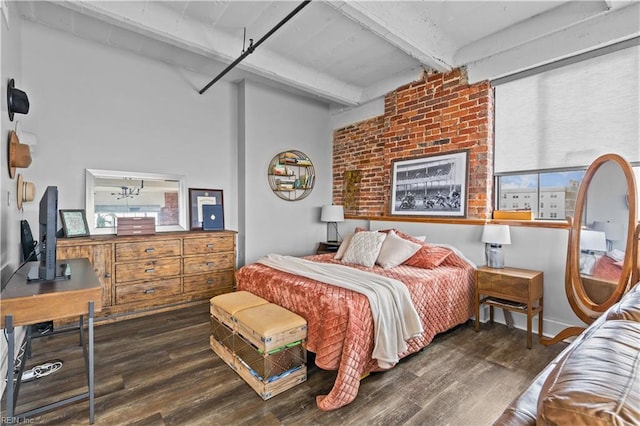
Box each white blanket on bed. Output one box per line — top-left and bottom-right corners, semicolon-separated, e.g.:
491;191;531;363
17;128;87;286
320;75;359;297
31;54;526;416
256;253;424;368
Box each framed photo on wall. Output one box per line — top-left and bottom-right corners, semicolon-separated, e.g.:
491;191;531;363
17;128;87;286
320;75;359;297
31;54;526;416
390;150;468;217
59;209;90;237
188;188;224;230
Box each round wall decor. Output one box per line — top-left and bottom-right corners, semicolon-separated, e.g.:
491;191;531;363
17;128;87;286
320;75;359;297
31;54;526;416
267;150;315;201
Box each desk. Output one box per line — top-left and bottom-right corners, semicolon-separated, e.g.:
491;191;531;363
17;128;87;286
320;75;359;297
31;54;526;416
1;258;102;423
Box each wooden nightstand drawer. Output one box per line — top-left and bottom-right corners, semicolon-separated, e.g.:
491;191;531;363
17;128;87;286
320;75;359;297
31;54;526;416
477;271;529;299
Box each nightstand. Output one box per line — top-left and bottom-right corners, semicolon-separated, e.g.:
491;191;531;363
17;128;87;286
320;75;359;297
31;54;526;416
474;266;543;349
316;242;341;255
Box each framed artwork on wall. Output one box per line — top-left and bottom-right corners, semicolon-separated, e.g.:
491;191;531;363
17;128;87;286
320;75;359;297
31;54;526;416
59;209;90;237
188;188;224;230
390;150;468;217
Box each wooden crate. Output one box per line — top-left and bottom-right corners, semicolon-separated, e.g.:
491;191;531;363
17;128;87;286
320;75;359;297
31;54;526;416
210;336;236;369
116;217;156;236
234;303;307;353
234;332;306;381
235;358;307;400
210;315;234;351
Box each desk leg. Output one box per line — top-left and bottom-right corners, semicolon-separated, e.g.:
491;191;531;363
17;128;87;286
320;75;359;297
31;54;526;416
5;315;15;420
88;301;95;424
79;314;84;347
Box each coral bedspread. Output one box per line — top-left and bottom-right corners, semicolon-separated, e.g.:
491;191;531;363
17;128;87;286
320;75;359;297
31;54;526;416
235;250;475;411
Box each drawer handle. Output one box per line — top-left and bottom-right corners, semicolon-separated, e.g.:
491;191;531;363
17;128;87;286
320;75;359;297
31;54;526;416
145;248;155;253
144;289;155;294
206;243;215;248
145;268;155;273
207;279;214;284
104;273;111;278
207;262;215;267
133;225;142;229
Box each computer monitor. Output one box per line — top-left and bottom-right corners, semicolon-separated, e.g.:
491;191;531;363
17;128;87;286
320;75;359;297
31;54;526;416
27;186;69;282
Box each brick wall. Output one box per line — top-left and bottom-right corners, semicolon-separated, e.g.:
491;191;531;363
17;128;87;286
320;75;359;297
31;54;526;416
158;192;179;225
333;68;494;219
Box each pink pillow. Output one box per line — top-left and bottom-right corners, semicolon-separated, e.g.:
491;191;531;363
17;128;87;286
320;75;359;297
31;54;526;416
380;228;426;245
403;244;452;269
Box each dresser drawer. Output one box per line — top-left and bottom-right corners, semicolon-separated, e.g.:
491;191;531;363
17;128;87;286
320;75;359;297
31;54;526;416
477;270;530;299
183;253;235;275
183;271;234;294
115;239;181;262
183;235;234;256
115;258;181;283
116;278;181;304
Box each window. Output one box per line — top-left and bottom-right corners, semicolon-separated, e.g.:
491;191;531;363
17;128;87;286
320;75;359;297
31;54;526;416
493;41;639;219
497;170;586;219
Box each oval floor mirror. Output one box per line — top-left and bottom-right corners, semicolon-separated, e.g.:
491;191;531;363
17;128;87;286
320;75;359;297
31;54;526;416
542;153;639;345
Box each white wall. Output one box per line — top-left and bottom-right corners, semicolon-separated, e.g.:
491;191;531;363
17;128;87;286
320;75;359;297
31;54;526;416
18;21;238;236
0;2;27;401
238;80;332;265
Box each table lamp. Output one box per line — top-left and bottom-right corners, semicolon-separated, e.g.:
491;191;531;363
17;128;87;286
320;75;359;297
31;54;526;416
481;224;511;268
321;205;344;243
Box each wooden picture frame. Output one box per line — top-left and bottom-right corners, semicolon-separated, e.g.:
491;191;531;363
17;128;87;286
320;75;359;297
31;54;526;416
188;188;224;230
390;150;468;217
59;209;90;237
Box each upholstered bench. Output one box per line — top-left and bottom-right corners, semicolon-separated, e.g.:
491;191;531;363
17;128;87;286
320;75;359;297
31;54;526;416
210;292;308;400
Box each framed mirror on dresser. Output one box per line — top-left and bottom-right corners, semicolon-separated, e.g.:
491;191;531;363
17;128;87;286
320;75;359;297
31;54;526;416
85;169;188;235
543;153;639;345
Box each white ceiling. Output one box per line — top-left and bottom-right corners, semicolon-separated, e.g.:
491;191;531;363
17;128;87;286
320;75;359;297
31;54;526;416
14;1;640;107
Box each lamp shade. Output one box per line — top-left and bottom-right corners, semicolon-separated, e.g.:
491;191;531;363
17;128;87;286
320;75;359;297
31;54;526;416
321;205;344;223
580;230;607;252
481;224;511;245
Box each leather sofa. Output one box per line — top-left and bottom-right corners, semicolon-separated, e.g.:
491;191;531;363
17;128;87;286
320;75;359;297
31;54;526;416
494;282;640;425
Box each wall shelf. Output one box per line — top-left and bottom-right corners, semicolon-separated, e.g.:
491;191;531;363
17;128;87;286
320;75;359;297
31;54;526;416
267;150;315;201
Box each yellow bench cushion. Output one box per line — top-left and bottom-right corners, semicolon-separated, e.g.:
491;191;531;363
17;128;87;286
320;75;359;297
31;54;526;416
234;303;307;352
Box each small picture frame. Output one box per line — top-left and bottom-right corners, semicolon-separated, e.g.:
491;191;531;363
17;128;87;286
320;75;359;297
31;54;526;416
59;209;90;237
188;188;224;230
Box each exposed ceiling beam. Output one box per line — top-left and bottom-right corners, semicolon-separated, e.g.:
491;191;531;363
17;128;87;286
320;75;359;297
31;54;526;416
455;1;611;66
50;0;365;106
464;2;640;83
327;1;455;72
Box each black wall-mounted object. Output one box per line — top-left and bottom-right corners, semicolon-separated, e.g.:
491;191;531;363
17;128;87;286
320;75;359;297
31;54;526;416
199;0;311;95
7;78;30;121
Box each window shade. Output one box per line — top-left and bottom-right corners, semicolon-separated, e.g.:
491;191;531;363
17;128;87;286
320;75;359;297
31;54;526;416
494;44;640;174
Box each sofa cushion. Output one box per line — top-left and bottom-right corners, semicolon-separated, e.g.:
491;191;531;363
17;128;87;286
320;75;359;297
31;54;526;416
606;283;640;322
537;320;640;425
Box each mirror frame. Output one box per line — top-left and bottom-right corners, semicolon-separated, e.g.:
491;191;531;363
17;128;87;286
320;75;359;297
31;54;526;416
567;153;638;323
85;169;188;235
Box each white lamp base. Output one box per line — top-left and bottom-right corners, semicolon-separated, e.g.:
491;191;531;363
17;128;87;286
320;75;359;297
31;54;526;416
485;244;504;269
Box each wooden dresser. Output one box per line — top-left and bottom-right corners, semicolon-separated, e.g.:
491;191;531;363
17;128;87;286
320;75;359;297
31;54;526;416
57;230;236;324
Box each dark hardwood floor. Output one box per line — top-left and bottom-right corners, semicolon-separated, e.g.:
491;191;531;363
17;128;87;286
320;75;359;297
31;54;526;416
9;304;566;425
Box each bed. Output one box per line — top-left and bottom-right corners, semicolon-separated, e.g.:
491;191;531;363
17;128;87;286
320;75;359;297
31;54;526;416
235;230;476;411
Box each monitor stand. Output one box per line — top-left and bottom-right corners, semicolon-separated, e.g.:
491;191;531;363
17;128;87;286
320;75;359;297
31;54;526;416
27;263;72;282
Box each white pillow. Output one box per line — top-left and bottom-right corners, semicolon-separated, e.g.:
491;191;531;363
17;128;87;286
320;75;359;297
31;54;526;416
376;230;422;269
334;233;354;260
342;231;386;267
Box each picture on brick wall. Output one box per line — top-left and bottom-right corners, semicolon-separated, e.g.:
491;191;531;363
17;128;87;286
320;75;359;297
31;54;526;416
390;150;468;217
